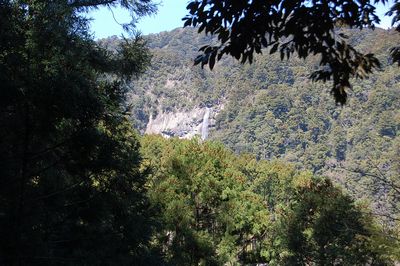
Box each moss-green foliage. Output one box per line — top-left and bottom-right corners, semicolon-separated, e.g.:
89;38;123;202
140;136;393;265
124;27;400;223
141;135;270;265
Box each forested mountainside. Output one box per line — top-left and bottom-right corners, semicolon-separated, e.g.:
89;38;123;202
5;0;400;263
101;27;400;219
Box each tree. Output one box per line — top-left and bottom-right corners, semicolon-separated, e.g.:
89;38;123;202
140;136;270;265
0;0;159;264
281;176;381;265
249;163;390;265
183;0;400;104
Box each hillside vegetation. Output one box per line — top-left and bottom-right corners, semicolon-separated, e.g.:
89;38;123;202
117;27;400;223
140;135;397;265
4;0;400;264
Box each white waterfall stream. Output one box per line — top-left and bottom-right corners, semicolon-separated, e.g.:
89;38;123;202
201;107;210;140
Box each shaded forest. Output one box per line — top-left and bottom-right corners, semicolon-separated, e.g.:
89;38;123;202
1;0;400;265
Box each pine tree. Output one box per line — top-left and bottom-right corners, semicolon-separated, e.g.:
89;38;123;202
0;1;158;264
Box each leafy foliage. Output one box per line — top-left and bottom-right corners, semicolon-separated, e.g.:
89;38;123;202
182;0;399;104
140;136;393;265
141;136;269;264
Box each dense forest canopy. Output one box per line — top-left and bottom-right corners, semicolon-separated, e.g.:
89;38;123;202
140;135;396;265
1;0;400;265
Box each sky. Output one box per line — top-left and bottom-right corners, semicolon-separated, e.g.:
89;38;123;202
89;0;394;39
89;0;189;39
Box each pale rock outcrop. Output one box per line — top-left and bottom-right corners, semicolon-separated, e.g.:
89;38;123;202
145;105;221;139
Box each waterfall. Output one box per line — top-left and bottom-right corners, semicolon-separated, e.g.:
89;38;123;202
201;107;210;140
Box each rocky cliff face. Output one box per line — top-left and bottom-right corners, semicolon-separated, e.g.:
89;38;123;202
145;105;222;140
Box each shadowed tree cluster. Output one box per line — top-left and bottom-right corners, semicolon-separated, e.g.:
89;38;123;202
0;0;161;264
